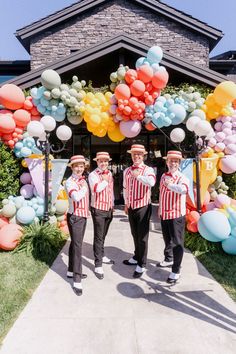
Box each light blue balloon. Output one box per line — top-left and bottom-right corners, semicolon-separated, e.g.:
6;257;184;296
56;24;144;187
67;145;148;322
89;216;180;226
36;205;44;217
15;142;23;149
198;211;231;242
168;104;186;125
20;147;32;158
135;57;145;69
147;46;163;64
222;235;236;255
16;206;36;224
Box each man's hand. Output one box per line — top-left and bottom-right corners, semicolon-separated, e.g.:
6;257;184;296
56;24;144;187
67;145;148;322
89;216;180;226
164;176;173;187
102;174;110;182
124;205;128;215
131;168;140;178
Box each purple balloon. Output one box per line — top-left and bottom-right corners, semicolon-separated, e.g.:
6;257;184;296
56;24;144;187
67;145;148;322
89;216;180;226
119;120;141;138
20;172;32;185
20;184;34;199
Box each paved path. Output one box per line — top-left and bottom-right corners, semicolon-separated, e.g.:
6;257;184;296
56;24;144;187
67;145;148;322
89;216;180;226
1;207;236;354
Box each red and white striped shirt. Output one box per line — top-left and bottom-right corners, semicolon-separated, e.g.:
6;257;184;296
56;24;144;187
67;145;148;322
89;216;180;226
88;168;114;211
123;163;156;210
65;175;89;218
159;170;189;220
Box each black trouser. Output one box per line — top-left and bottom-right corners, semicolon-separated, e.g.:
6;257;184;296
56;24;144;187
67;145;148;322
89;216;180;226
90;207;113;267
161;216;186;274
128;204;152;268
67;213;87;282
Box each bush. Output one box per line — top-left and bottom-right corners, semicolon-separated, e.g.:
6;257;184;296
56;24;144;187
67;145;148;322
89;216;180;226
184;230;221;255
13;223;67;264
222;173;236;199
0;143;21;207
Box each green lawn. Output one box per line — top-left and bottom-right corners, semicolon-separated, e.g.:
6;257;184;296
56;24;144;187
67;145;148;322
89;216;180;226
0;250;57;344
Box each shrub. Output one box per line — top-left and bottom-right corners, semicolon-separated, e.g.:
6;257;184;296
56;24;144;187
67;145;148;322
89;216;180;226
184;230;221;255
13;223;67;264
0;143;21;207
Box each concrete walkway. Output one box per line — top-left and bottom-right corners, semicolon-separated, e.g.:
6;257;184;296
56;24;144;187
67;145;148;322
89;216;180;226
1;207;236;354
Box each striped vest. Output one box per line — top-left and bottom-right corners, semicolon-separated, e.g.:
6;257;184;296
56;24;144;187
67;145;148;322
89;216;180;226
91;170;113;211
125;165;152;209
67;176;89;218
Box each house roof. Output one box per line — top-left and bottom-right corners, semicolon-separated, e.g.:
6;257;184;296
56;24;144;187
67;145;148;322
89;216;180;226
4;34;229;89
15;0;223;53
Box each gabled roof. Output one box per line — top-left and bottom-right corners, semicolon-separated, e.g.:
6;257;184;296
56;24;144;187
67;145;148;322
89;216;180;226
4;34;229;89
211;51;236;61
15;0;223;53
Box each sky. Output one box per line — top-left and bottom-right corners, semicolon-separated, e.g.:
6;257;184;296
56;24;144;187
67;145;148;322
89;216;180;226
0;0;235;60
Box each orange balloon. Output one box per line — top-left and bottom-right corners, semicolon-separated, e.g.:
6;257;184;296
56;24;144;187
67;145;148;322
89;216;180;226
130;80;145;97
13;109;31;128
137;65;153;83
115;84;131;100
125;69;137;84
145;122;156;131
0;224;23;251
0;84;25;110
152;71;169;89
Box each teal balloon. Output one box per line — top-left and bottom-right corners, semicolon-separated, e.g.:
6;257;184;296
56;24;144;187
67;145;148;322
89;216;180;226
198;211;231;242
222;235;236;255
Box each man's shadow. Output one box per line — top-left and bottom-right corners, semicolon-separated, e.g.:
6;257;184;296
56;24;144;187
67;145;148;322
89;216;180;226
117;278;236;334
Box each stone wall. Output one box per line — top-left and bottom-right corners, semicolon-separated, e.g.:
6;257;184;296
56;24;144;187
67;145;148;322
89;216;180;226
30;0;209;69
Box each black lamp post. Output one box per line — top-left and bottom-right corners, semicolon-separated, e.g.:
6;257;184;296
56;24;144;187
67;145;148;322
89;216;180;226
27;118;72;223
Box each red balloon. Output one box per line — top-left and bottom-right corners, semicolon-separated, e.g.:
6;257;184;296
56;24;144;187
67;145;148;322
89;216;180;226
152;70;169;89
13;109;31;128
0;84;25;110
137;65;153;83
145;122;156;131
130;80;146;97
187;221;198;233
115;84;131;100
0;115;16;133
0;224;23;251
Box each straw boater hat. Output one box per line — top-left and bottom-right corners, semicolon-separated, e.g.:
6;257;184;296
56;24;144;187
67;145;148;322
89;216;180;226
93;152;112;161
127;144;148;155
68;155;86;167
163;150;183;160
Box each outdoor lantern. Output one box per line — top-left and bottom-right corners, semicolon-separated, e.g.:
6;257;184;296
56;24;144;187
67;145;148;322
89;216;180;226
170;128;185;143
27;121;45;138
56;125;72;141
194;120;212;137
40;115;56;132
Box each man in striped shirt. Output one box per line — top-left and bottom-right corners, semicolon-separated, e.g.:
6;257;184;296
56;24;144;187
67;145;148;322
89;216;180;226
158;150;189;284
88;152;114;280
123;144;156;278
65;155;90;296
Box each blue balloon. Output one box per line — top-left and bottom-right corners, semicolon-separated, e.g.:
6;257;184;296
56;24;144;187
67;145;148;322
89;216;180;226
16;206;36;224
168;104;186;125
198;211;231;242
135;57;145;69
222;235;236;255
147;46;163;64
20;147;32;158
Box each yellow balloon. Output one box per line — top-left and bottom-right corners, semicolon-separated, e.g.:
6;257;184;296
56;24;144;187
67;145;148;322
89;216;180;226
107;124;125;142
21;159;27;168
214;81;236;106
89;114;101;127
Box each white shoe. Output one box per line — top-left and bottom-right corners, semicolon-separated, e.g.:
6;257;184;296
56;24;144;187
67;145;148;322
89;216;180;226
67;271;73;278
135;265;146;273
167;272;180;284
94;267;104;275
156;260;173;268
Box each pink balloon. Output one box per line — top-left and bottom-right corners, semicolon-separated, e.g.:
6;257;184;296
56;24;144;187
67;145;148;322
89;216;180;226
219;155;236;174
0;84;25;110
20;184;34;199
119;120;142;138
225;144;236;155
13;109;31;128
20;172;32;184
0;115;16;133
0;224;23;250
0;216;9;229
205;202;216;211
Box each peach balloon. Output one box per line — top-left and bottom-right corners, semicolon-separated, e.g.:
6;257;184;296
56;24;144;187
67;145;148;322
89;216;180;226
152;70;169;89
0;84;25;110
0;216;9;229
0;224;23;251
0;115;16;133
130;80;145;97
13;109;31;128
125;69;138;84
115;84;131;100
137;65;154;83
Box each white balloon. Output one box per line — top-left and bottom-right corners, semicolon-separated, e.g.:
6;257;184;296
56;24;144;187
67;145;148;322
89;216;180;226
40;115;56;132
186;116;201;132
56;125;72;141
170;128;186;143
189;109;206;120
67;115;83;125
194;120;212;137
27;121;45;138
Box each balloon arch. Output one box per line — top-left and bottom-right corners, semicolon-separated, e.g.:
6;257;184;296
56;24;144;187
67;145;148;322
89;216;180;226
1;45;236;254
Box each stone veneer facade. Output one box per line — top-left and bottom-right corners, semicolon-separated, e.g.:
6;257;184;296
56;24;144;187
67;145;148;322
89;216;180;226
30;0;209;70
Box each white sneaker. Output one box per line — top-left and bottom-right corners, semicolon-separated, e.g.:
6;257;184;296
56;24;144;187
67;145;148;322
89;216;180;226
67;271;73;278
156;260;173;268
94;267;104;275
167;272;180;284
135;265;146;273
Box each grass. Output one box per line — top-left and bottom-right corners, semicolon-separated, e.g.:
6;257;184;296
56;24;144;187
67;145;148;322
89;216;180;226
185;231;236;302
0;247;62;344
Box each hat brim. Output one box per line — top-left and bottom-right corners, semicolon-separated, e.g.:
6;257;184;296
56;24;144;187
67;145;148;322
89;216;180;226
163;155;183;160
68;160;86;167
127;150;148;155
93;157;112;161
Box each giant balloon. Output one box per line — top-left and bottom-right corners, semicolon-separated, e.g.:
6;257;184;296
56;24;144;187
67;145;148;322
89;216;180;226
198;210;231;242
